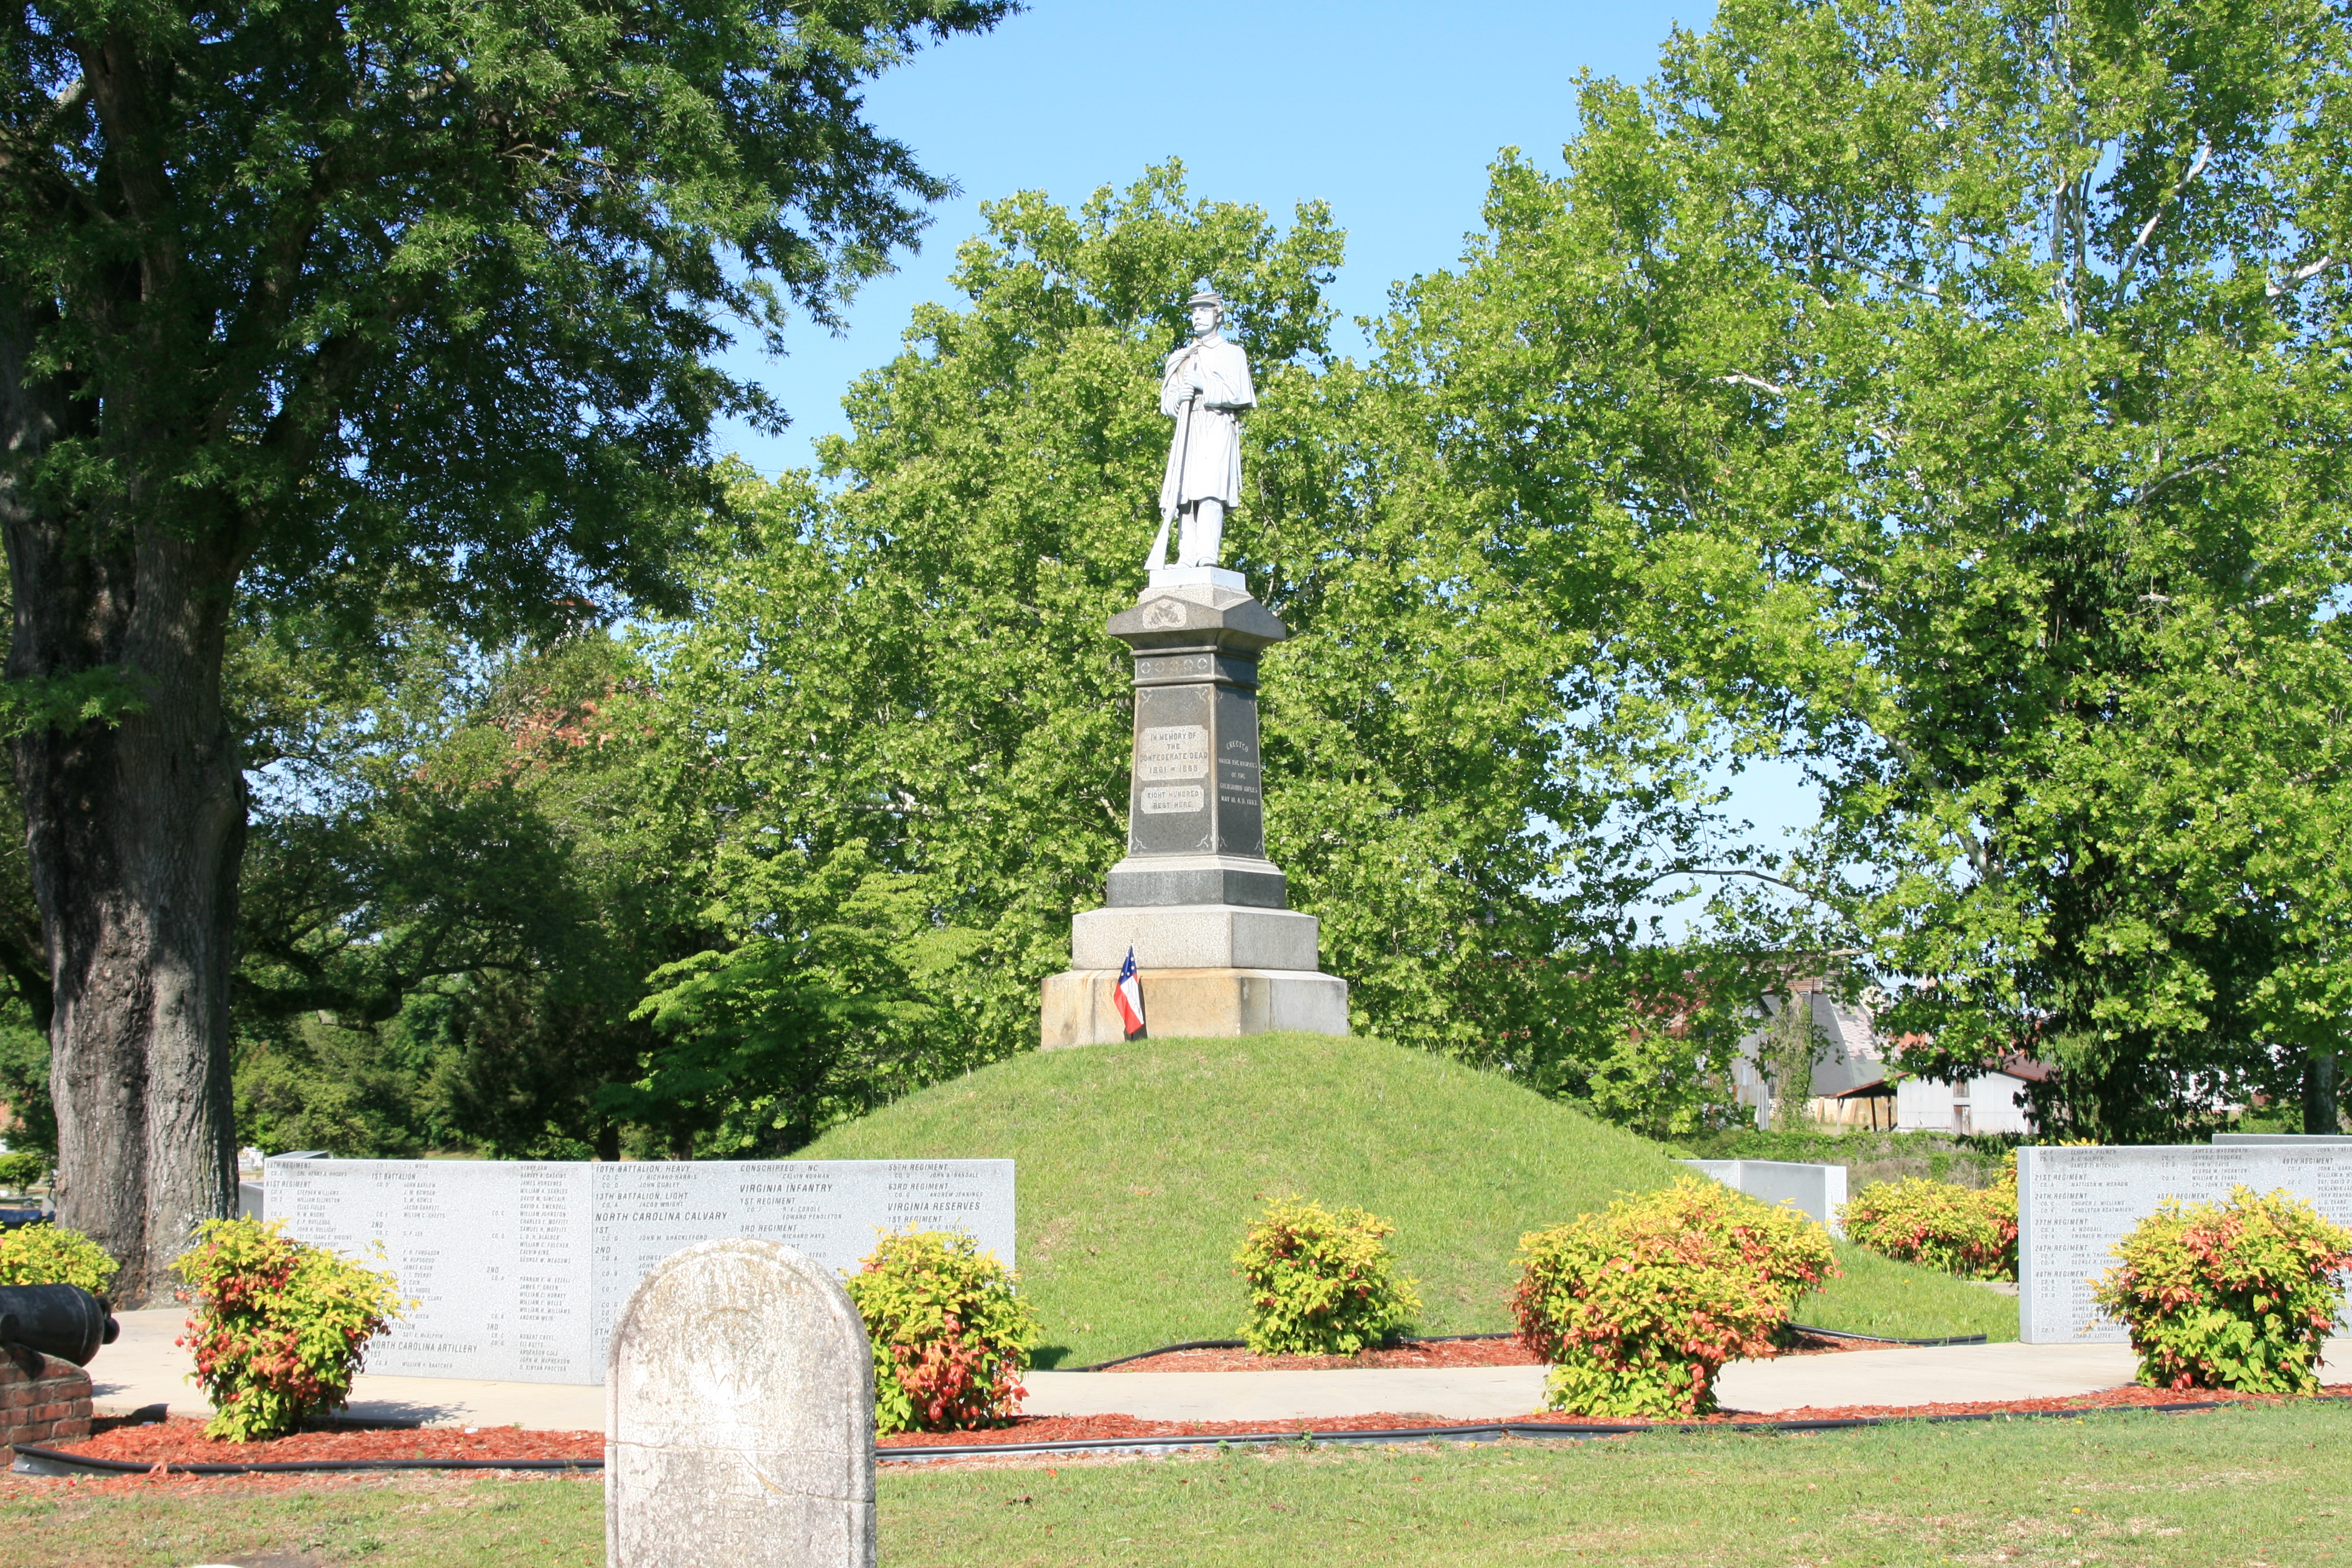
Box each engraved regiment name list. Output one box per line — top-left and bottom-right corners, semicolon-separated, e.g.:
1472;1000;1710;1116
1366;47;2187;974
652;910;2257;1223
266;1157;1015;1383
2017;1143;2352;1343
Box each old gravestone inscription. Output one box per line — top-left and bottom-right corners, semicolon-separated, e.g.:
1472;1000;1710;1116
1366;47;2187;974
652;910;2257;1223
607;1238;874;1568
266;1157;1011;1383
2017;1143;2352;1344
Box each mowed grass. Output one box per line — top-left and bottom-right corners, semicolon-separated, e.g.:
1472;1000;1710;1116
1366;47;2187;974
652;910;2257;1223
879;1402;2352;1567
0;1471;604;1568
799;1033;2015;1363
1800;1243;2019;1343
9;1402;2346;1567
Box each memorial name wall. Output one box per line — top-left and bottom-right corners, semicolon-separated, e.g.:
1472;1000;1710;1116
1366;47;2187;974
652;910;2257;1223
264;1157;1014;1385
2017;1143;2352;1344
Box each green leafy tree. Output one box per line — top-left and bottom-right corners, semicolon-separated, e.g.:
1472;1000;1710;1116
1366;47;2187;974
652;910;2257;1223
234;624;722;1159
0;0;1008;1297
1393;0;2352;1139
638;166;1736;1111
611;842;970;1157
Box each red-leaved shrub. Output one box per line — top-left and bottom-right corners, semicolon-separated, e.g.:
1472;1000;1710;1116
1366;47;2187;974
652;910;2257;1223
174;1218;405;1441
2092;1185;2351;1394
843;1229;1040;1435
1511;1178;1839;1417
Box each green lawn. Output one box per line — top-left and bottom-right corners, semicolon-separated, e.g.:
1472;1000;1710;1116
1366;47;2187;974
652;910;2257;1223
798;1033;2015;1362
8;1402;2345;1566
1798;1243;2020;1343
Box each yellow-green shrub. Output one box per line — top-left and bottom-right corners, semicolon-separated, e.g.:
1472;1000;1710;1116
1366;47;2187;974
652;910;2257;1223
0;1221;120;1295
1841;1157;2018;1280
1233;1198;1422;1356
174;1217;405;1441
1511;1178;1839;1417
2091;1185;2351;1394
843;1229;1039;1436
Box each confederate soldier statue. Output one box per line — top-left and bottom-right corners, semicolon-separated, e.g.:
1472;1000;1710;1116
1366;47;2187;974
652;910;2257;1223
1150;281;1256;570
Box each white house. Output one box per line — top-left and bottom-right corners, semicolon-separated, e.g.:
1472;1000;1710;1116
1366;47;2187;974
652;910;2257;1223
1733;982;2043;1135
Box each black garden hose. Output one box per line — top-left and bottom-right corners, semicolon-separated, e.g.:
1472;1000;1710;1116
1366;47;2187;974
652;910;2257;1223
1056;1322;1981;1370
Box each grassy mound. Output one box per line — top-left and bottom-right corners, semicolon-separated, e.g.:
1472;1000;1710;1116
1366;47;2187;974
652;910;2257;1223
802;1033;2017;1364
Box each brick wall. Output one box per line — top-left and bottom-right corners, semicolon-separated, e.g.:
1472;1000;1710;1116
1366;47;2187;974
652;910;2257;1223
1;1344;94;1449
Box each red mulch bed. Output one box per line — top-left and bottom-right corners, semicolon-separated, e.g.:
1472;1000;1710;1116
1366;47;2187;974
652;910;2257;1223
0;1416;605;1494
12;1382;2347;1489
869;1380;2352;1449
1502;1382;2352;1428
53;1416;604;1468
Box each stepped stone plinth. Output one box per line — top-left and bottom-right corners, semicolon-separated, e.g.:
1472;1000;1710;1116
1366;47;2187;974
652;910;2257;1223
1040;567;1349;1047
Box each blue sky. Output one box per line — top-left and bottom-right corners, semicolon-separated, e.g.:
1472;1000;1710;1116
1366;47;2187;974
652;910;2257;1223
713;0;1720;472
708;0;1817;897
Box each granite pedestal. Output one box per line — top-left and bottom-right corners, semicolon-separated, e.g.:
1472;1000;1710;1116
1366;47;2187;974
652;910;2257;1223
1042;573;1348;1047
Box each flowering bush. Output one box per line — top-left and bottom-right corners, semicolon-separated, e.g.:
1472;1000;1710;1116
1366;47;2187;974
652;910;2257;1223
2091;1185;2351;1394
843;1229;1040;1436
1511;1178;1840;1417
1233;1198;1422;1356
0;1220;119;1295
174;1217;406;1441
1841;1157;2018;1280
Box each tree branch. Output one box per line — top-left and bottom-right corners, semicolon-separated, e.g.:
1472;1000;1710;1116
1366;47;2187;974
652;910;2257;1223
2117;141;2210;290
1670;866;1829;900
2267;255;2336;299
1877;729;1992;881
2134;457;2227;506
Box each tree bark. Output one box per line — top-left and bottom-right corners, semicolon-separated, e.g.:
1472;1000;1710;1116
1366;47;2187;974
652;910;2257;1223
1768;984;1818;1133
2306;1050;2342;1136
3;324;246;1305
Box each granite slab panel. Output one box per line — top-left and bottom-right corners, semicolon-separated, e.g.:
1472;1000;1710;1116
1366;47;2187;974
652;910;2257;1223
266;1156;1013;1383
2017;1144;2352;1343
1679;1158;1849;1237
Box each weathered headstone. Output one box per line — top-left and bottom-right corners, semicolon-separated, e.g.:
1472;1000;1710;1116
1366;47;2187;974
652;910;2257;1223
607;1238;875;1568
2017;1143;2352;1343
264;1156;1011;1383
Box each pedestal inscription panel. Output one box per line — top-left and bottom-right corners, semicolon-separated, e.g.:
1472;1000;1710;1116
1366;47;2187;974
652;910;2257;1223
267;1157;1014;1383
1211;685;1264;854
1128;685;1214;854
2017;1145;2352;1343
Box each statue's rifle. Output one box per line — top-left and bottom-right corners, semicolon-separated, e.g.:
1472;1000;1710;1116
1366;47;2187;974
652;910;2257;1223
1148;342;1205;570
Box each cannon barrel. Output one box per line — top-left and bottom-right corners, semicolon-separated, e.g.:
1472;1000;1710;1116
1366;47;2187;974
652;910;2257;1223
0;1282;119;1366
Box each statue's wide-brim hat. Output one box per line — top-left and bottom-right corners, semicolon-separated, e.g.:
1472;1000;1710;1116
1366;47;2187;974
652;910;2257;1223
1187;280;1223;307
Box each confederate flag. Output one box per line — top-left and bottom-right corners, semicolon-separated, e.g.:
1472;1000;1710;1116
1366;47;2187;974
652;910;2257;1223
1115;946;1147;1040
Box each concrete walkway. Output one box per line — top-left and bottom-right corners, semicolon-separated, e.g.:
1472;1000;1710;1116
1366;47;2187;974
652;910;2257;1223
91;1310;605;1431
1024;1367;1549;1422
1714;1341;2143;1413
87;1309;2351;1431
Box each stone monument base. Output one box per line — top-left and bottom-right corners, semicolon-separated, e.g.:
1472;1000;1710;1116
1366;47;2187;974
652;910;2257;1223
1040;966;1349;1049
1073;903;1321;970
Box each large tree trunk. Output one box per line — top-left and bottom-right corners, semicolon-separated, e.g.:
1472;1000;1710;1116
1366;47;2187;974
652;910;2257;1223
2307;1050;2342;1136
3;327;246;1304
